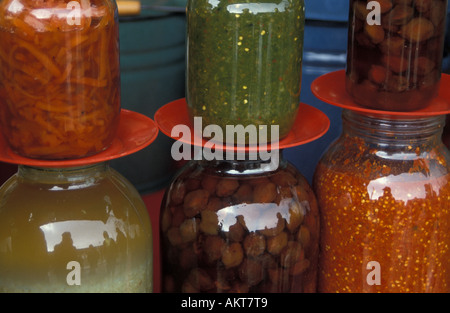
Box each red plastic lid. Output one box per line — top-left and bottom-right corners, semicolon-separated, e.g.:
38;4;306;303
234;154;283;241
0;109;159;168
154;98;330;152
311;70;450;118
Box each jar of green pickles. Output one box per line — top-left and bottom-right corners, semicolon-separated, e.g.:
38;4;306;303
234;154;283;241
186;0;305;144
160;151;319;293
0;162;153;293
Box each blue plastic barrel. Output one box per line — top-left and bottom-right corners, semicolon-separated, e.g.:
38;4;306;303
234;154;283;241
283;0;349;184
110;1;187;194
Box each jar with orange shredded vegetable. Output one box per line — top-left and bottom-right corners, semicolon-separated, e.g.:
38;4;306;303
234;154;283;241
0;0;120;159
313;110;450;293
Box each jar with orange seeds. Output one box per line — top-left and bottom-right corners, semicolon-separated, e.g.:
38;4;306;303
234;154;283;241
313;110;450;293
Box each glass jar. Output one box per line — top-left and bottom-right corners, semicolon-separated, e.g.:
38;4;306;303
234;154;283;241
186;0;305;144
160;151;319;293
346;0;448;111
0;162;153;293
313;110;450;293
0;0;121;159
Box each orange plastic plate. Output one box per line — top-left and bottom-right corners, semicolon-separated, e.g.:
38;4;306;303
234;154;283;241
0;109;159;167
154;98;330;152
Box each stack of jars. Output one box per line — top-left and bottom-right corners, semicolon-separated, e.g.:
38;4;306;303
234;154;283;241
157;0;324;293
313;0;450;293
0;0;153;293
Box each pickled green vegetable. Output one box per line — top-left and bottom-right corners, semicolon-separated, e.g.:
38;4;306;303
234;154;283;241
187;0;305;143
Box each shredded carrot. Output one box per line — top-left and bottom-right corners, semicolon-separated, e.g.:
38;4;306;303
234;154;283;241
0;0;120;159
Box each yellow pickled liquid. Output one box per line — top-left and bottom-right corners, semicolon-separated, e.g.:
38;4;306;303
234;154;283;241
0;166;153;293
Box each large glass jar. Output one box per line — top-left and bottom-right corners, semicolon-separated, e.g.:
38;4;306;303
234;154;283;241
160;151;319;293
346;0;448;111
313;110;450;293
186;0;305;144
0;162;153;293
0;0;121;159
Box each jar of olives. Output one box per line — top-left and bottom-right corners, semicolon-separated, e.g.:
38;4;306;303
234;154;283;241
0;162;153;293
346;0;448;111
160;151;319;293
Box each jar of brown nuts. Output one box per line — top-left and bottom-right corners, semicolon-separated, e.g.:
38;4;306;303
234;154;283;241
159;151;319;293
346;0;448;111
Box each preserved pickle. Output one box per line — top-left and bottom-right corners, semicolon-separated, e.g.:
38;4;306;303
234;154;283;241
161;152;319;293
186;0;305;143
0;0;121;159
0;163;153;293
313;110;450;293
346;0;448;111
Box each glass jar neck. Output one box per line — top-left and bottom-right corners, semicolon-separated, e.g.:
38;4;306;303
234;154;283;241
18;163;108;185
197;150;285;176
342;110;446;147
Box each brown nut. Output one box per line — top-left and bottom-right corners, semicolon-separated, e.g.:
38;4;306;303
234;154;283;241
290;259;310;276
201;175;219;194
354;1;371;20
297;225;311;249
413;56;436;75
179;218;199;243
170;206;186;227
199;210;219;235
243;233;266;257
238;258;264;287
399;17;435;43
203;235;225;263
221;242;244;268
385;74;409;92
388;4;414;25
187;268;215;291
364;24;385;44
167;227;183;246
232;183;253;203
379;36;406;56
206;196;223;212
287;201;306;233
368;65;388;85
216;178;240;197
382;55;409;73
170;180;186;205
429;0;447;26
267;231;288;256
280;241;304;268
183;189;210;218
378;0;394;13
253;182;277;203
